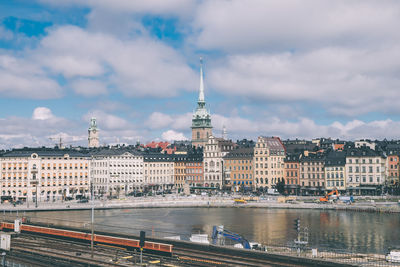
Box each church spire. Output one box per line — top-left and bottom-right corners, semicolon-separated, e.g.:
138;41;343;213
198;57;205;103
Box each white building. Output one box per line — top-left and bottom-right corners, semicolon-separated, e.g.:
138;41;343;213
1;149;90;203
345;148;386;195
91;149;144;197
203;136;235;189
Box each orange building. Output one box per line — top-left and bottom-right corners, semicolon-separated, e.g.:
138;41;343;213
284;153;300;195
223;147;254;192
387;153;399;187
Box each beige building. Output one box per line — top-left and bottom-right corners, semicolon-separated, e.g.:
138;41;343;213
254;137;285;191
203;136;235;189
1;149;90;203
143;153;175;192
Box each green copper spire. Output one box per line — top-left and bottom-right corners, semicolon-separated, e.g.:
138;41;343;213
192;57;212;129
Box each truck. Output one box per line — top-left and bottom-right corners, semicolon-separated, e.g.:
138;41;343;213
339;196;354;204
267;189;279;195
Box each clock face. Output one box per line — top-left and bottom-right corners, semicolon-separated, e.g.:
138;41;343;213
92;130;97;134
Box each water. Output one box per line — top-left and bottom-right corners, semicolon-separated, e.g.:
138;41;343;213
26;207;400;254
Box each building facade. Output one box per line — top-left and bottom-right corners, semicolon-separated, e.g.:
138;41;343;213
254;137;285;191
1;149;90;203
203;136;235;189
143;153;174;192
324;151;346;192
345;148;386;195
223;147;254;192
284;153;300;194
91;149;144;198
386;153;399;187
299;152;325;195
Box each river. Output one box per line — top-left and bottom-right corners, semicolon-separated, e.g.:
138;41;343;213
25;207;400;254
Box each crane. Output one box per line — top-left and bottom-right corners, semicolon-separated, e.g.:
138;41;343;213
48;136;78;149
211;225;251;249
319;189;339;202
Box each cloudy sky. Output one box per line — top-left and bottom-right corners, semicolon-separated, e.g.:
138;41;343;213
1;0;400;149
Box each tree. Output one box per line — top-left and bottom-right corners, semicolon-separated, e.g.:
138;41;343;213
276;179;286;195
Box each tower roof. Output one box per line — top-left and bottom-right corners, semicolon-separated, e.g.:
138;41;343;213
198;57;205;103
192;57;212;129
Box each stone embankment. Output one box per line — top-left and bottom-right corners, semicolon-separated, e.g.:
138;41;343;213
1;195;400;213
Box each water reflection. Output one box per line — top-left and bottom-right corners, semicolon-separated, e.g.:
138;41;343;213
27;208;399;254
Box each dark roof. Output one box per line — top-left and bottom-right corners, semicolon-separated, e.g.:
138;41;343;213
346;147;385;158
1;148;90;158
325;151;346;166
300;153;325;162
171;153;203;162
143;153;174;162
284;153;301;162
91;148;142;157
223;147;254;159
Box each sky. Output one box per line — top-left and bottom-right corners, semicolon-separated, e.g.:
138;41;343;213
1;0;400;149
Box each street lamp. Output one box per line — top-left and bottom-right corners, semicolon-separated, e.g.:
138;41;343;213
30;168;38;208
90;167;95;258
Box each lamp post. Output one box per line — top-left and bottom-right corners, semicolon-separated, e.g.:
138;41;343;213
30;169;38;208
90;169;94;258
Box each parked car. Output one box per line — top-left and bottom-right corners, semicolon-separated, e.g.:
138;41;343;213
78;198;89;203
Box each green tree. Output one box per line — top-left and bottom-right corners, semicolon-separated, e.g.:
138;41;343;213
276;179;286;195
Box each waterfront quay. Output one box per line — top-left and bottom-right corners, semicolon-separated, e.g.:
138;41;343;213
1;195;400;213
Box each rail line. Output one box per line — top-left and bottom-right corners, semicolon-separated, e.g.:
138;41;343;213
174;246;309;267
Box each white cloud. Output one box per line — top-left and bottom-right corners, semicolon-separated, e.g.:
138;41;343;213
83;110;130;130
32;107;55;120
209;48;400;116
161;130;188;141
193;0;400;52
0;54;63;99
37;26;197;97
146;112;192;130
70;78;107;97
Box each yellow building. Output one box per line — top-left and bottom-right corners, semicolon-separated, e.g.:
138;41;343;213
254;137;285;191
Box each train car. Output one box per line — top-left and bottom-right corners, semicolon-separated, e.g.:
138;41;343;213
0;222;173;256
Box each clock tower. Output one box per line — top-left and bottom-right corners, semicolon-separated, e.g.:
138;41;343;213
88;117;99;148
191;58;212;148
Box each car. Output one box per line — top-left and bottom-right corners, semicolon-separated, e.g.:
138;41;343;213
78;198;89;203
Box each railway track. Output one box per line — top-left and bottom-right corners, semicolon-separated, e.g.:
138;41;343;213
11;233;172;266
8;229;345;267
174;247;309;267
